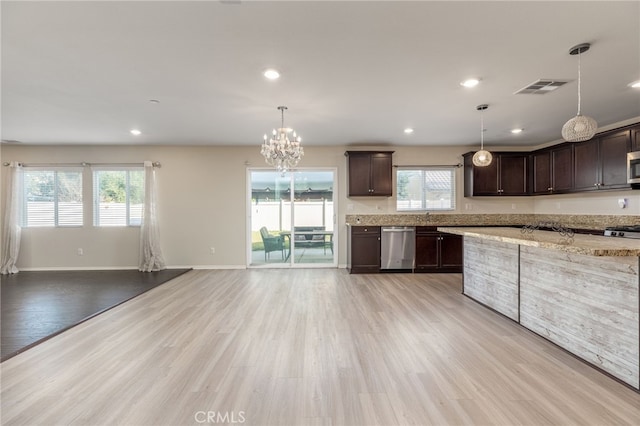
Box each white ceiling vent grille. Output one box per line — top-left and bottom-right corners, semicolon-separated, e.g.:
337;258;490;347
514;79;570;95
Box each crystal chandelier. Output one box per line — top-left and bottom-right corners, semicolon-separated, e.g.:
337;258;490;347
562;43;597;142
472;104;493;167
260;106;304;173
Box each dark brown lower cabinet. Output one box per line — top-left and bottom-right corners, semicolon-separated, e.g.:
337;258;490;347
415;227;463;273
347;225;462;274
347;226;381;273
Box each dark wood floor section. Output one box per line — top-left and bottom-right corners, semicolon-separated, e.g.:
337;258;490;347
1;268;190;361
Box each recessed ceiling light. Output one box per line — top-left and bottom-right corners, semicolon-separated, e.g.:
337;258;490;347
630;80;640;88
404;128;414;134
511;128;523;134
264;69;280;80
460;78;480;88
130;129;142;136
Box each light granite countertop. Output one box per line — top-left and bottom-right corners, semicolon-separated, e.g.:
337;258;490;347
438;226;640;257
345;214;640;230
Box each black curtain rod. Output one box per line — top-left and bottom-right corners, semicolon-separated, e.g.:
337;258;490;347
394;163;463;168
3;161;161;168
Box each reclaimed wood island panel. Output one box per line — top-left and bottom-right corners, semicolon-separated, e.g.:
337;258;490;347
462;237;519;321
439;226;640;389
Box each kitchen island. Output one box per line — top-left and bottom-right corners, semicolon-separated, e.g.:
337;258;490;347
438;226;640;389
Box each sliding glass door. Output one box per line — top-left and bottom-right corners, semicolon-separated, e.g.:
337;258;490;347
248;169;336;267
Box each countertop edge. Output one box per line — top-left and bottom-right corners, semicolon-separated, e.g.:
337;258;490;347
437;227;640;257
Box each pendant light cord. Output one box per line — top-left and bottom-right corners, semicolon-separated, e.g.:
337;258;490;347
480;110;484;150
577;50;582;115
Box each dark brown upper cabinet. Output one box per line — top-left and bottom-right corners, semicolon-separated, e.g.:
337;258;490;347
532;144;574;194
631;126;640;151
573;129;630;191
531;150;551;194
573;138;599;191
464;152;528;196
462;122;638;197
345;151;394;196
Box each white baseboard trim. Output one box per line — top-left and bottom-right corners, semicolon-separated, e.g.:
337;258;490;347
16;264;345;272
181;265;247;270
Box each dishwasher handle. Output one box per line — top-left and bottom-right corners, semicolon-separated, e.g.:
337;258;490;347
381;228;415;232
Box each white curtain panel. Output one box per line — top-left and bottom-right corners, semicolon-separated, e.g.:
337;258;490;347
1;162;23;274
139;161;166;272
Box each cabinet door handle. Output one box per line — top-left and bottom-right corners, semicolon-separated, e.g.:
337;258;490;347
547;187;553;191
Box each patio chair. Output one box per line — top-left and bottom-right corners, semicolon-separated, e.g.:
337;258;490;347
325;233;334;255
260;227;285;261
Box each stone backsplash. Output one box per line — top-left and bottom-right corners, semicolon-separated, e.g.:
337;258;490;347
345;214;640;230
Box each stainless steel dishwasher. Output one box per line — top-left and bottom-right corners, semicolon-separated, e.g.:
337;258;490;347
381;226;415;270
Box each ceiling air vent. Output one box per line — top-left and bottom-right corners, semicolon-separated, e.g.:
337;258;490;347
514;79;570;95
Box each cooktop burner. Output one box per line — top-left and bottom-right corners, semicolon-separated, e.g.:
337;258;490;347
604;225;640;239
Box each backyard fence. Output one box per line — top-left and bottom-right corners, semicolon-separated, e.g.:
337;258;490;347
251;200;334;232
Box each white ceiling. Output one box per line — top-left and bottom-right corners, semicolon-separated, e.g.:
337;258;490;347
2;1;639;148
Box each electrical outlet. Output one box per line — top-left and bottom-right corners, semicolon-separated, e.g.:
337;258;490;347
618;198;628;209
210;247;215;255
77;248;84;256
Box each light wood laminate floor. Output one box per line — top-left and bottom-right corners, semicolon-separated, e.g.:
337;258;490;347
1;269;639;425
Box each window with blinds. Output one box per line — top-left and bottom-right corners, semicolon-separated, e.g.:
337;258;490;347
93;168;144;226
22;169;83;227
396;167;456;211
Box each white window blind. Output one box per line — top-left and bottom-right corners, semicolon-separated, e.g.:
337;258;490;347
93;168;144;226
396;167;456;211
22;168;83;227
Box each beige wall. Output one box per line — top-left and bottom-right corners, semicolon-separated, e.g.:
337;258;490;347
1;137;639;270
533;190;640;215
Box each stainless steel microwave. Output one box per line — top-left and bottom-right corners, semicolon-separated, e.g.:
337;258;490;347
629;151;640;188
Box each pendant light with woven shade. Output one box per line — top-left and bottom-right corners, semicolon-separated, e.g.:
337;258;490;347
472;104;492;167
561;43;598;142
